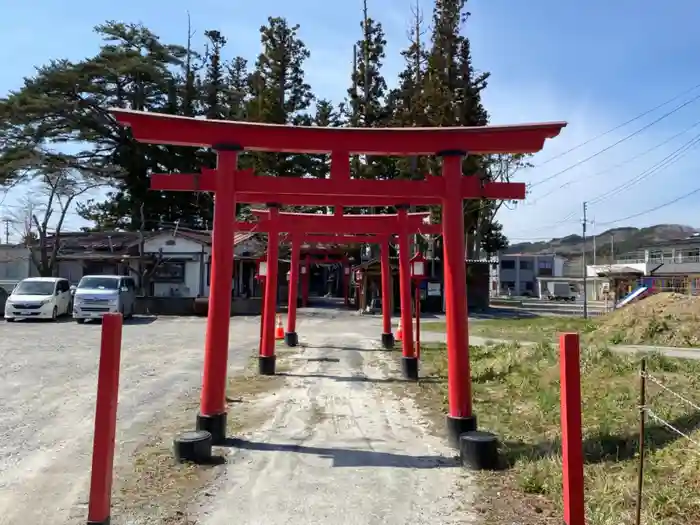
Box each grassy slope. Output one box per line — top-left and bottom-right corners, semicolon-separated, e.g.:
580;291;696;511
423;317;595;344
416;342;700;525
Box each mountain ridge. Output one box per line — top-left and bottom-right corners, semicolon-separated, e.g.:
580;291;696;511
505;224;699;258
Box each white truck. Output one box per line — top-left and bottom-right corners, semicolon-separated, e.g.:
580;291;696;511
545;282;576;301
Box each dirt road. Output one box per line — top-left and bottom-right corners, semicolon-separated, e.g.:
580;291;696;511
191;323;473;524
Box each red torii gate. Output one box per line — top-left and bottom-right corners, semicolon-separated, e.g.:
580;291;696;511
111;108;565;448
250;208;440;371
284;234;377;310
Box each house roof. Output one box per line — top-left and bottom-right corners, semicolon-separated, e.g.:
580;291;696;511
147;229;258;247
40;228;259;253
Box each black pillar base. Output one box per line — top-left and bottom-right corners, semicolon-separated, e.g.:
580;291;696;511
459;430;500;471
446;414;478;449
401;356;419;380
173;430;213;464
381;332;395;349
87;518;110;525
258;355;276;376
284;331;298;347
196;413;227;445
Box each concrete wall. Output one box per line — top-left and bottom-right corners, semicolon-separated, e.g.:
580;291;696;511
0;246;33;281
135;296;268;316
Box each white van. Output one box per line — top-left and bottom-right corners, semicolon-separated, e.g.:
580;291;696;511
4;277;73;322
73;275;137;323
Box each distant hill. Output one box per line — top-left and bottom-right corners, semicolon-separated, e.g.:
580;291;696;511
505;224;700;259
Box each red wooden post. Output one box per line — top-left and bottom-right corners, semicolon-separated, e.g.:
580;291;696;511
285;236;301;347
343;261;350;307
302;256;310;307
415;284;421;360
559;332;585;525
260;206;280;374
442;152;476;446
86;313;123;525
396;207;417;379
258;278;266;354
380;240;394;349
199;147;238;443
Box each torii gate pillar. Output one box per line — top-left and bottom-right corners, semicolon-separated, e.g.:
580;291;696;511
441;151;477;446
197;145;240;444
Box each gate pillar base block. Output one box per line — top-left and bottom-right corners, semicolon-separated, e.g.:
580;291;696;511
401;356;419;380
284;332;298;347
87;518;111;525
173;430;213;464
459;430;500;471
381;332;395;349
446;414;478;449
258;355;276;376
196;413;227;445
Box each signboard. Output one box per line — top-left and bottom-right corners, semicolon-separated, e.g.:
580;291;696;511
427;282;441;297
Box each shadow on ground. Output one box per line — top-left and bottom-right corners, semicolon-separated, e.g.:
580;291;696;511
219;438;458;469
301;344;385;353
278;371;444;384
502;410;700;467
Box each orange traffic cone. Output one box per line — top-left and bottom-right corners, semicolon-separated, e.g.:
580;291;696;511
275;314;285;340
396;318;403;341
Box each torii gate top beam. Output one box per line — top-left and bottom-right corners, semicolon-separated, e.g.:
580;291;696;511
250;208;431;222
112;108;566;156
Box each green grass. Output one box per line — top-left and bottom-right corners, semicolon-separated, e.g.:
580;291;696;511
422;317;595;344
416;341;700;525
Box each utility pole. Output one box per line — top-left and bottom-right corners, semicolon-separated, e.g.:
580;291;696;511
591;217;596;266
582;202;588;319
610;234;615;263
2;218;9;244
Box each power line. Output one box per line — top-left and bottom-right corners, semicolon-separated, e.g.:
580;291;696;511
526;119;700;205
528;91;700;189
588;131;700;206
534;82;700;167
596;187;700;227
517;129;700;234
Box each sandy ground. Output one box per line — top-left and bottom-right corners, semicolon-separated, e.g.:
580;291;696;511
0;315;262;524
190;321;474;525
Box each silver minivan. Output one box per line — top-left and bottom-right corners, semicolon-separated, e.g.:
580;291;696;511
72;275;137;323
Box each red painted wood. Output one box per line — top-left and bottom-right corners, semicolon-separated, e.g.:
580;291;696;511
112;108;566;155
559;332;586;525
87;313;123;524
150;171;525;203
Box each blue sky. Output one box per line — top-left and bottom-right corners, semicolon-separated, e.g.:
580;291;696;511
1;0;699;243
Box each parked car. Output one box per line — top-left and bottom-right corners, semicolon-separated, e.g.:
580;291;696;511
72;275;137;323
4;277;73;322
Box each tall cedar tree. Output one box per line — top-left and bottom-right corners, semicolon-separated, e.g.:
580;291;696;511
248;17;314;179
345;1;396;185
423;0;509;257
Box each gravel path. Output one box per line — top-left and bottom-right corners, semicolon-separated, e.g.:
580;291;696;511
192;323;473;525
0;315;262;525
